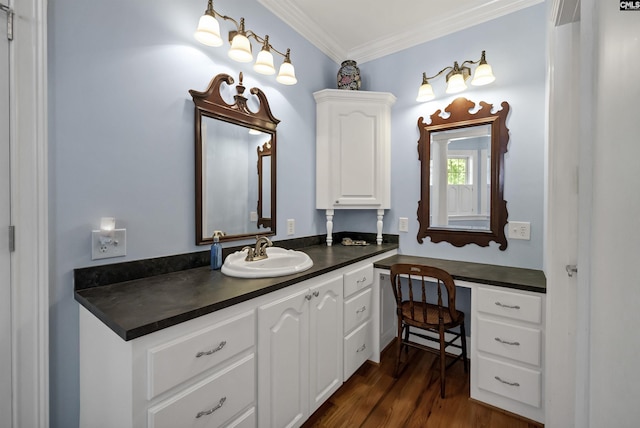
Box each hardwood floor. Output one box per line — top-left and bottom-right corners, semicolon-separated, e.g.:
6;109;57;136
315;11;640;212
303;342;543;428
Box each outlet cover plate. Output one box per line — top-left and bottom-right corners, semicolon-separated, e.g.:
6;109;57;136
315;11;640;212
399;217;409;232
286;219;295;236
508;221;531;240
91;229;127;260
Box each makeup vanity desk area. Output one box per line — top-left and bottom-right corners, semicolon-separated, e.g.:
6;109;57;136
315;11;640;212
372;255;546;424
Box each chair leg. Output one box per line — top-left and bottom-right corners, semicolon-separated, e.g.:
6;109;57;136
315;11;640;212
460;322;468;373
394;319;403;378
439;325;446;398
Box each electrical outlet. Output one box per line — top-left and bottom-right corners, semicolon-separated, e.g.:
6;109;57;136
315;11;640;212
399;217;409;232
91;229;127;260
287;219;295;236
508;221;531;240
250;211;258;222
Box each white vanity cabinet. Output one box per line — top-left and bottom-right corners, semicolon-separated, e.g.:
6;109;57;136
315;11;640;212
257;274;343;428
470;285;545;423
79;304;258;428
342;264;374;379
314;89;396;245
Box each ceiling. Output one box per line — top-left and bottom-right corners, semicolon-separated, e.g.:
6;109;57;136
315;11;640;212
258;0;544;64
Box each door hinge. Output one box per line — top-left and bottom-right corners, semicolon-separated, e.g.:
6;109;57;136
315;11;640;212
0;3;13;41
8;225;15;252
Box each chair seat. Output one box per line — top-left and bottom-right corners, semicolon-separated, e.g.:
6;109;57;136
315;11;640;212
400;301;464;329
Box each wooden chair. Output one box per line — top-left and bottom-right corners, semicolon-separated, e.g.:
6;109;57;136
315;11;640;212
390;263;468;398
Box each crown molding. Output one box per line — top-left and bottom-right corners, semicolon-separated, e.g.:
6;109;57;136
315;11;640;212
259;0;543;64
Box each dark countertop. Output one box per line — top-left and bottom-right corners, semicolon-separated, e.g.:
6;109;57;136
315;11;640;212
75;242;398;341
373;255;546;293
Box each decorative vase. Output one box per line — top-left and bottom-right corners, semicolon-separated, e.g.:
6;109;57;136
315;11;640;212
337;60;361;90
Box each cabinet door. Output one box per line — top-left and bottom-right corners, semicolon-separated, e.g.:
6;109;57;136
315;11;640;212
309;276;343;413
330;102;387;207
258;288;310;428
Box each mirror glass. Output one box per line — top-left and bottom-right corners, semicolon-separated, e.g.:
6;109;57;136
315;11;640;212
429;124;491;230
190;73;279;245
201;119;273;238
417;98;510;250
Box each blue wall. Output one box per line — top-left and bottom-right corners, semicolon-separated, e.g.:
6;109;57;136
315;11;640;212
337;5;547;269
47;0;545;426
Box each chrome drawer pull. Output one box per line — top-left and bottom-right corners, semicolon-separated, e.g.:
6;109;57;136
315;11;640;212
195;341;226;358
494;376;520;387
356;344;366;353
356;305;367;314
495;301;521;310
356;276;367;284
196;396;226;418
494;337;520;346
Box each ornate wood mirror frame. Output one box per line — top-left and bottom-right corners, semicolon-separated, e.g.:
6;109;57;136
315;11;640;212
417;97;510;250
190;72;279;245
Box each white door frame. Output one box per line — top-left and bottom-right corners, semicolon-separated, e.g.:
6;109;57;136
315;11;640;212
9;0;49;426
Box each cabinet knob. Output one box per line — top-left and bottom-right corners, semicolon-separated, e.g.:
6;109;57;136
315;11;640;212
313;290;320;297
305;294;313;300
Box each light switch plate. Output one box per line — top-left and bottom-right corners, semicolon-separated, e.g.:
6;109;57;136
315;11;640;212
508;221;531;240
91;229;127;260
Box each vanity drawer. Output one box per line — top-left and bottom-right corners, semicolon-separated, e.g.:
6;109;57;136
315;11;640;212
344;287;372;334
477;287;542;324
147;310;255;399
477;355;541;408
344;264;373;298
344;320;372;379
477;317;541;366
148;353;255;428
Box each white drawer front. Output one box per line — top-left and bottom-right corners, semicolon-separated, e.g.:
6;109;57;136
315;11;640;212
148;353;255;428
477;355;541;408
344;320;372;379
477;287;542;324
344;287;372;334
147;310;255;399
225;407;256;428
477;317;541;366
343;264;373;298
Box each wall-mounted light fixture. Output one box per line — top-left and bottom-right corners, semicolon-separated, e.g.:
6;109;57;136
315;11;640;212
195;0;297;85
416;51;495;102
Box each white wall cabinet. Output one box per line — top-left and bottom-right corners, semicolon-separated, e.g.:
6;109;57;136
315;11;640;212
257;275;343;428
314;90;396;245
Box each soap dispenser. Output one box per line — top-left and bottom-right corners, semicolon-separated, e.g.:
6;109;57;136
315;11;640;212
210;230;224;270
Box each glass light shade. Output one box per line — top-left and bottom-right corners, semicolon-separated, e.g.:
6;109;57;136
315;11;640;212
228;33;253;63
445;73;467;94
276;61;297;85
416;82;435;102
254;49;276;75
471;63;496;86
194;14;223;47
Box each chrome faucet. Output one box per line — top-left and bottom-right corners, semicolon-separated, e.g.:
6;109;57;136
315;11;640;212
243;236;273;261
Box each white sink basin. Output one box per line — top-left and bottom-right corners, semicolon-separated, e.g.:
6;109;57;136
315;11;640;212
221;247;313;278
